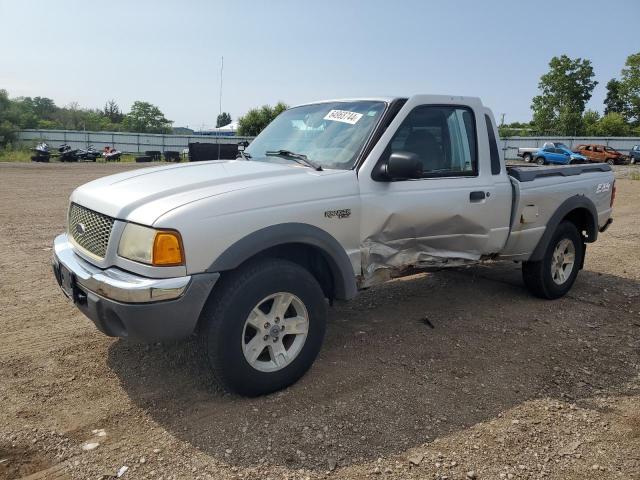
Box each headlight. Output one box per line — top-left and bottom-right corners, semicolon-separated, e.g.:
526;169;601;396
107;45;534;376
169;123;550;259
118;223;184;266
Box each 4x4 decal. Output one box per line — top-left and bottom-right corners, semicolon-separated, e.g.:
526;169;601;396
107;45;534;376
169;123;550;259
324;208;351;219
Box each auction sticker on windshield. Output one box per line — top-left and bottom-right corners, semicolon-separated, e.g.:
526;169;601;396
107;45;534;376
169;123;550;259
324;110;363;125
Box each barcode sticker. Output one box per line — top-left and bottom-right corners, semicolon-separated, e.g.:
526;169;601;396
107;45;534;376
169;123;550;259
323;110;363;125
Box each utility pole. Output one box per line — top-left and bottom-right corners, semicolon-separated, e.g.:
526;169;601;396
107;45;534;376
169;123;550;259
218;56;224;159
219;56;224;123
500;113;506;126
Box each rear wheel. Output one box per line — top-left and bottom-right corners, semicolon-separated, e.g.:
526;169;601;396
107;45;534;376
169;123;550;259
607;158;614;165
522;221;584;299
200;258;327;396
523;153;532;163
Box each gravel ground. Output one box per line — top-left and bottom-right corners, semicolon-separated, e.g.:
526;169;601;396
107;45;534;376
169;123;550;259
0;162;639;480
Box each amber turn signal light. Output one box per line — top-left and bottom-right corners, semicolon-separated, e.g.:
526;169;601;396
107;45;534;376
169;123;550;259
152;231;184;266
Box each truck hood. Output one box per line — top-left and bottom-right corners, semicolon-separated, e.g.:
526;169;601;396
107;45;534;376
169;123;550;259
70;160;339;225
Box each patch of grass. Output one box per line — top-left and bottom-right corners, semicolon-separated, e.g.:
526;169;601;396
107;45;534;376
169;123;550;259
630;171;640;181
0;147;32;162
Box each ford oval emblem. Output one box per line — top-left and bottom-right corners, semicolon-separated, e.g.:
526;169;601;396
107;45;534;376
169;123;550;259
75;223;86;236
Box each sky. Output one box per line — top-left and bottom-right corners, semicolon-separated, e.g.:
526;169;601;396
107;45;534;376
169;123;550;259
1;0;638;129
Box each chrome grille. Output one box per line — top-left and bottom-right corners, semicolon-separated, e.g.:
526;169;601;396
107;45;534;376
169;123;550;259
68;203;115;258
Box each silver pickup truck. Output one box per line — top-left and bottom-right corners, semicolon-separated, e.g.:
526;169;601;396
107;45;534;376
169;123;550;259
53;95;615;395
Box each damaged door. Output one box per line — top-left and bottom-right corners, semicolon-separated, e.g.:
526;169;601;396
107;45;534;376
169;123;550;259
357;98;511;284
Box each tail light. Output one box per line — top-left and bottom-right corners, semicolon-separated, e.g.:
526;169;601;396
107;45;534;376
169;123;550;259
610;181;616;207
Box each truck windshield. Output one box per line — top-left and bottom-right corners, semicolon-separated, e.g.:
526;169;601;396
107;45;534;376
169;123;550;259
245;101;386;170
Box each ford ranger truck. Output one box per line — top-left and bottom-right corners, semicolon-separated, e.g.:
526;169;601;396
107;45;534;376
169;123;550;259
52;95;615;396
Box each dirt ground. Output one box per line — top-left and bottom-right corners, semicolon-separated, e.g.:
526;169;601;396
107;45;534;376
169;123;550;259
1;162;639;480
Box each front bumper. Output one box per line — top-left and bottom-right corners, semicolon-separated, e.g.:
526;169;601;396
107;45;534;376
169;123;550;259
52;233;219;341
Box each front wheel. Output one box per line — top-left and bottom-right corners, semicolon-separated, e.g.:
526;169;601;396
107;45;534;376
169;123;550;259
522;221;584;299
200;258;327;396
535;156;546;165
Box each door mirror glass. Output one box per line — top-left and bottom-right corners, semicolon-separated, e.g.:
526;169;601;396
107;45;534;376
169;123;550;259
385;151;422;180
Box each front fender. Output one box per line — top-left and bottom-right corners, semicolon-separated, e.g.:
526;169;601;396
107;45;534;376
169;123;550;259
207;223;357;300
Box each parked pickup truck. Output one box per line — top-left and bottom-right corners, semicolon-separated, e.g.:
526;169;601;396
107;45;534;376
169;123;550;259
53;95;615;396
517;146;539;162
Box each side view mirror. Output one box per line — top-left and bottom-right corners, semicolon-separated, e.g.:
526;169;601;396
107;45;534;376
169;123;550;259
385;151;422;180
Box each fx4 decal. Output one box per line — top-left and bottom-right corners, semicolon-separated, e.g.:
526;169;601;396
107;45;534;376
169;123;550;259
596;183;611;194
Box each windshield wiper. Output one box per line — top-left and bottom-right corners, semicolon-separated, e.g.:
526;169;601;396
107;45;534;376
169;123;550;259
265;149;323;171
236;150;251;160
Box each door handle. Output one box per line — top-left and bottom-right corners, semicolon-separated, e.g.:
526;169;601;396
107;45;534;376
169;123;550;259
470;191;486;202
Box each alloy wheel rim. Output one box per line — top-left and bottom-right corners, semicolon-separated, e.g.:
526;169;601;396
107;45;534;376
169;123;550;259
241;292;309;372
551;238;576;285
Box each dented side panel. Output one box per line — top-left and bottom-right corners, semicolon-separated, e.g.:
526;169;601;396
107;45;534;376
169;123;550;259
355;95;513;285
357;180;511;285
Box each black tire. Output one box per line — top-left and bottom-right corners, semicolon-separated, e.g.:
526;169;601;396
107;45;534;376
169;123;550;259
522;221;584;299
535;156;546;165
523;153;532;163
200;258;327;396
607;158;614;165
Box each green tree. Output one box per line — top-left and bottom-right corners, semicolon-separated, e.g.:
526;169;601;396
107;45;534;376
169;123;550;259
32;97;57;120
582;109;600;136
103;99;124;123
531;55;598;135
122;101;173;133
0;89;19;146
216;112;232;128
237;102;287;136
620;52;640;123
594;112;629;136
604;79;625;115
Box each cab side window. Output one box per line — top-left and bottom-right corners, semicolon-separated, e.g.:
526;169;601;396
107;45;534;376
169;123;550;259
388;105;477;177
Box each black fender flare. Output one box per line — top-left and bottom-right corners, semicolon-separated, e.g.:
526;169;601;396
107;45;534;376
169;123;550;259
529;195;598;262
207;223;357;300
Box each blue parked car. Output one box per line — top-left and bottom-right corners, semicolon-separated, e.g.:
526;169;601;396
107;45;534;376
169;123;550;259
533;144;587;165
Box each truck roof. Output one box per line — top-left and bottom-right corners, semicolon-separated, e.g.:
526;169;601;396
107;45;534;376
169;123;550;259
293;95;484;108
292;97;401;108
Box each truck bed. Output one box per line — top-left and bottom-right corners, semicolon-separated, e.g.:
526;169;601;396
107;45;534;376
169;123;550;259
499;162;614;261
506;163;611;182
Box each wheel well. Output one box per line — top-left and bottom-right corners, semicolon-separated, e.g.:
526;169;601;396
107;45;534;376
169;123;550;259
563;208;597;242
227;243;337;300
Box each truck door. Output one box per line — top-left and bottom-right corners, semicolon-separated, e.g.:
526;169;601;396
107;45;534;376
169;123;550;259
357;96;512;281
